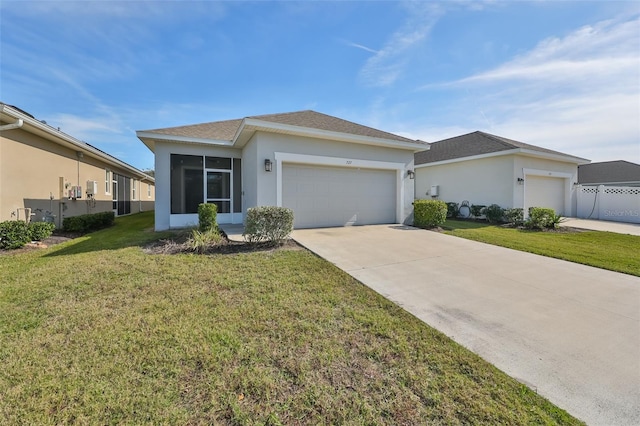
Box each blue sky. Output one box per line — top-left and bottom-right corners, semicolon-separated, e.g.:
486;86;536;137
1;1;639;171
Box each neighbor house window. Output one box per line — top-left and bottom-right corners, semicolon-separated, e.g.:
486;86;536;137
132;179;137;200
105;169;111;194
147;183;152;198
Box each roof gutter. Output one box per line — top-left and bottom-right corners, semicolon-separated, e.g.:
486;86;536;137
0;118;24;131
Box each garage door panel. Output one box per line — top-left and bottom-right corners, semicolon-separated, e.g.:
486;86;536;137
525;176;565;215
283;164;396;228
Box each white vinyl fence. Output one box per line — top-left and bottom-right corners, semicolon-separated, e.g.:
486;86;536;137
576;185;640;224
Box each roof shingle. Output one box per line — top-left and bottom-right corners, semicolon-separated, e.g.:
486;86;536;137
578;160;640;184
415;131;583;165
141;110;420;144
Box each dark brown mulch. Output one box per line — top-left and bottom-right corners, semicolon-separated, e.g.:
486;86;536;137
143;237;302;255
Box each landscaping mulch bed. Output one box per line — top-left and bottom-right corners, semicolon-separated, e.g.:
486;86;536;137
143;234;303;255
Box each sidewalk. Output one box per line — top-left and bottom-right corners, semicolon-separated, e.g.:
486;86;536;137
562;218;640;236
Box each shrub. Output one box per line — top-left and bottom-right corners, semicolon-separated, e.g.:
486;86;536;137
484;204;504;224
28;221;55;241
413;200;447;228
504;208;524;226
470;204;485;218
198;203;218;232
187;228;224;254
63;211;115;233
525;207;560;230
243;206;294;244
445;202;460;218
0;220;31;249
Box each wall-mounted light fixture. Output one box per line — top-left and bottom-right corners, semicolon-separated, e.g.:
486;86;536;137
264;159;273;172
517;177;525;185
407;170;415;179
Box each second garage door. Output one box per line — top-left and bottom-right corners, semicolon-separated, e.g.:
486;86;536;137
282;164;396;228
525;175;566;215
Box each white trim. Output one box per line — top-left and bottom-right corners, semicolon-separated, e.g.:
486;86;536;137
523;168;572;179
274;152;406;224
415;148;588;169
136;131;234;148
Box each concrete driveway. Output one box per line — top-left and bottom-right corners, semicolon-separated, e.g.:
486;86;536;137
292;225;640;426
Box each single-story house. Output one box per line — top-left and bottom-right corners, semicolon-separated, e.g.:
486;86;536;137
136;110;427;231
578;160;640;187
414;131;590;216
0;103;155;228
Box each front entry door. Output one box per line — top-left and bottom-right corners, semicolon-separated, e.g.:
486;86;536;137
206;170;231;221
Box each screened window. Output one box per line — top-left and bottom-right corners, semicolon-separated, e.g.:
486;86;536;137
171;154;203;214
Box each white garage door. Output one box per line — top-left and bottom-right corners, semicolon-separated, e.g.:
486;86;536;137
525;175;566;215
282;164;396;229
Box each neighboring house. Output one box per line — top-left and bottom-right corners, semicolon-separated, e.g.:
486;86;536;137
578;160;640;186
136;110;426;231
414;131;590;216
1;103;155;228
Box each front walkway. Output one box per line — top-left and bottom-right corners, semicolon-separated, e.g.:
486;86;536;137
563;218;640;235
292;225;640;426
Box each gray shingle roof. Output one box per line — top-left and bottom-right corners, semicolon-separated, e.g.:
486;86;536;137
142;110;420;144
415;131;583;165
578;160;640;184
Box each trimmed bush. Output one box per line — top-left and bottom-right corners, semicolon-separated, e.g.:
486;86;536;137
198;203;218;232
63;211;115;233
413;200;447;228
504;208;524;226
484;204;504;224
243;206;294;244
445;202;460;218
470;204;486;219
0;220;31;249
28;221;55;241
526;207;558;230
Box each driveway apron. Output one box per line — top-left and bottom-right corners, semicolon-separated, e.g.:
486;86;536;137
292;225;640;426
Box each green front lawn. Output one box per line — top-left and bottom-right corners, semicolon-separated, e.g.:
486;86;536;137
443;219;640;276
0;212;581;424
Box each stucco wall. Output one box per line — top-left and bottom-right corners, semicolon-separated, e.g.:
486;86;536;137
1;129;154;227
415;155;515;208
253;132;415;224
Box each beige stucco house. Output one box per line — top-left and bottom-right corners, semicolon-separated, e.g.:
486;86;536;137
1;103;155;228
414;131;590;217
137;110;427;231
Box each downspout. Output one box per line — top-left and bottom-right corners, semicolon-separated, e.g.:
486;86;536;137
0;118;24;131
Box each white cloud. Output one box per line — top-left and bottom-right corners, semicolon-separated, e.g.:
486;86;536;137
419;15;640;163
359;3;444;87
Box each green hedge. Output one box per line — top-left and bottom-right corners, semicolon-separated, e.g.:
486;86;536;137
198;203;218;232
243;206;294;244
504;208;524;225
63;211;115;233
484;204;505;224
28;222;55;241
0;221;31;249
526;207;558;230
413;200;447;228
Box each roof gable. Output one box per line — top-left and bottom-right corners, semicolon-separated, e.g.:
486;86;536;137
139;110;423;147
415;131;587;165
578;160;640;184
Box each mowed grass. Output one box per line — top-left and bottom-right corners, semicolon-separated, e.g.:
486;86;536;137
442;219;640;276
0;212;582;424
